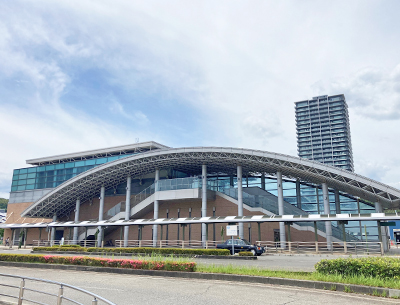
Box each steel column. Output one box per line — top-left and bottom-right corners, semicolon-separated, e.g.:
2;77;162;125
322;183;333;250
72;199;80;244
237;165;244;239
375;202;388;252
153;170;160;247
124;176;132;247
51;215;57;245
97;185;105;248
277;171;286;249
201;164;207;245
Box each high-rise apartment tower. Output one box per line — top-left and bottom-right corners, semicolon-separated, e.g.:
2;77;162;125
295;94;354;172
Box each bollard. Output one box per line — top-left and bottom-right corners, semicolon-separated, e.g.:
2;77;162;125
17;279;25;305
315;241;319;254
92;298;98;305
57;285;64;305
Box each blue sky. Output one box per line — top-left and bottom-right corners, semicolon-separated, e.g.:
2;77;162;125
1;1;400;198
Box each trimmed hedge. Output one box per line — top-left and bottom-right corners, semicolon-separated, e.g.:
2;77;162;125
86;247;230;256
33;247;87;252
0;254;196;272
238;251;254;256
33;246;229;256
315;257;400;279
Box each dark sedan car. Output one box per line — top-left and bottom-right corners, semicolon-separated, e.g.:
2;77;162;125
216;238;265;256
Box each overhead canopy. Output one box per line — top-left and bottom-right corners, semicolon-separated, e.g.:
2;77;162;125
21;147;400;218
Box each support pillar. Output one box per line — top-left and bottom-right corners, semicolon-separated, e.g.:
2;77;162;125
296;179;301;209
375;202;388;252
237;165;244;239
153;170;160;247
334;189;341;214
322;183;332;250
261;174;265;191
201;164;207;245
72;199;80;244
97;185;105;248
277;171;286;249
124;176;132;247
51;215;57;246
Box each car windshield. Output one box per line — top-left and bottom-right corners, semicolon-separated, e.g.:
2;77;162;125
225;239;251;245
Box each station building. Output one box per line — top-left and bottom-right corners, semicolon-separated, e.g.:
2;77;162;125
4;142;400;249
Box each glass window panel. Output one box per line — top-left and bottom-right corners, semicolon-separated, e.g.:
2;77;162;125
12;181;18;186
282;181;296;189
107;156;119;162
26;179;35;184
27;167;37;173
13;169;20;175
19;168;28;174
27;173;36;179
74;161;85;167
12;175;19;181
55;164;65;169
11;186;18;191
17;180;27;186
25;184;34;190
283;189;297;196
46;171;54;177
76;167;86;174
96;158;107;165
45;165;55;170
37;166;46;172
56;169;65;175
17;185;26;191
65;162;75;168
36;183;45;189
85;159;96;165
19;174;27;180
46;182;54;188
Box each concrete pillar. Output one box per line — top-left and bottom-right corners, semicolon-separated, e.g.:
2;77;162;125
97;185;105;248
276;171;286;249
237;165;244;239
201;165;207;245
334;189;341;214
375;202;388;252
153;169;160;247
124;176;132;247
51;214;57;245
322;183;333;250
72;199;80;244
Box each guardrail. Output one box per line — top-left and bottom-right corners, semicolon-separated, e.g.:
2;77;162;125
255;241;384;255
0;273;116;305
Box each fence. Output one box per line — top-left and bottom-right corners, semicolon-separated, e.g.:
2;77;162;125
255;241;384;255
114;239;219;249
32;240;97;248
0;273;116;305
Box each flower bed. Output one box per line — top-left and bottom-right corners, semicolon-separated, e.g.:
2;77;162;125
315;257;400;279
0;254;196;272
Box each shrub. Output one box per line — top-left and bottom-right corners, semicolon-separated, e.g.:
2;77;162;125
238;251;254;256
60;245;82;248
33;247;87;252
0;254;196;272
315;257;400;279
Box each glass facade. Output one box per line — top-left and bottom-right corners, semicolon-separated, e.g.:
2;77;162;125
295;94;354;172
11;154;135;192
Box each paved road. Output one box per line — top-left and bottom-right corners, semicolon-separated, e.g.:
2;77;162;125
0;266;398;305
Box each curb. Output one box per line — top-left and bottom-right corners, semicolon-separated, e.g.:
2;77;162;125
0;261;398;298
32;251;255;260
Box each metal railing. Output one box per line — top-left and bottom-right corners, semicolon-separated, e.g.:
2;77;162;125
115;239;219;249
0;273;116;305
256;241;384;256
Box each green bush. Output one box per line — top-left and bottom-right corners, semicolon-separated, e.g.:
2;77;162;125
238;251;254;256
0;254;196;272
60;245;82;248
33;247;87;252
33;246;229;256
315;257;400;279
86;247;229;256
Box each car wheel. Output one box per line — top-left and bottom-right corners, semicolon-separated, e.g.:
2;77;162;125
251;249;256;256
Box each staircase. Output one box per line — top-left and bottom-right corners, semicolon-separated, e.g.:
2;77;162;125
218;186;359;242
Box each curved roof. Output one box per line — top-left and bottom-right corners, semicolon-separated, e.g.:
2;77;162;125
22;147;400;218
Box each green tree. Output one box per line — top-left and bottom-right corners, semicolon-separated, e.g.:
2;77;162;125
0;198;8;211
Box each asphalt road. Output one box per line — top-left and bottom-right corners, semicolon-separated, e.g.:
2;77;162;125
0;266;398;305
